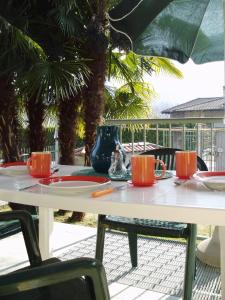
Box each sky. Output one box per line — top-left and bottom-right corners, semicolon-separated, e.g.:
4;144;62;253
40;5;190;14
149;61;224;116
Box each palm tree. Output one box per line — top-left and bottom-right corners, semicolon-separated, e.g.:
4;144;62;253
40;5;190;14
0;0;90;158
0;9;47;161
0;1;90;220
0;75;20;162
32;1;182;167
104;82;155;120
50;0;183;220
0;10;48;212
49;0;110;165
20;1;90;163
20;59;90;158
104;53;182;122
71;3;182;165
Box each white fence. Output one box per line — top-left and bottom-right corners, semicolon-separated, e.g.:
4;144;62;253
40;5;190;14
105;117;225;172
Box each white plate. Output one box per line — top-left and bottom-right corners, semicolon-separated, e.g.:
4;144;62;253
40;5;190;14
0;163;28;175
38;175;111;195
193;172;225;191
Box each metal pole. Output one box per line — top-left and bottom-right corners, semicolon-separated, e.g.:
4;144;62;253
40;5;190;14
169;124;172;148
120;126;123;143
182;125;185;150
143;124;146;151
131;127;134;155
210;123;213;171
54;125;59;164
156;124;159;145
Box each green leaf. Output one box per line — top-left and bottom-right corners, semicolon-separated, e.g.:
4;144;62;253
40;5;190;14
19;59;90;101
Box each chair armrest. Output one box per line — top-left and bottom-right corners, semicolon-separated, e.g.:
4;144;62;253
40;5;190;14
0;257;110;300
0;211;41;266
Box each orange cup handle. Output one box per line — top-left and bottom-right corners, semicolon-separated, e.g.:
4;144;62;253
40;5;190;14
154;159;166;179
27;157;32;174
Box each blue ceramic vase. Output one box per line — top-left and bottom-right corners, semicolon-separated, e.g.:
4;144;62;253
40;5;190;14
91;125;126;173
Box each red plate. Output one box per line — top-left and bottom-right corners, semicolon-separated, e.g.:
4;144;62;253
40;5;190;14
193;172;225;191
38;175;111;193
0;162;27;175
0;162;26;168
194;171;225;178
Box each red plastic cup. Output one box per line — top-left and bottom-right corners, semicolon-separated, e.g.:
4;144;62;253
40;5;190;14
27;152;51;178
131;155;166;186
176;151;197;179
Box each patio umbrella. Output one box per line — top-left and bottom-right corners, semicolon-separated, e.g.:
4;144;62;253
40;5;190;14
109;0;224;64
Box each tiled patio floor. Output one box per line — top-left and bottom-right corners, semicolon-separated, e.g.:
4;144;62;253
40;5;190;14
0;222;221;299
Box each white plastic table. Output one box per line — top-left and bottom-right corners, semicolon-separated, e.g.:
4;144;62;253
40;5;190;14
0;166;225;298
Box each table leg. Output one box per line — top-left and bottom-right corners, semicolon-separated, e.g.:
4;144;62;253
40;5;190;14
39;207;54;260
196;226;220;268
219;226;225;300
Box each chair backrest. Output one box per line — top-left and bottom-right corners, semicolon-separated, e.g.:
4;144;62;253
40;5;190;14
2;203;38;240
140;147;208;171
0;211;41;266
0;257;110;300
0;211;110;300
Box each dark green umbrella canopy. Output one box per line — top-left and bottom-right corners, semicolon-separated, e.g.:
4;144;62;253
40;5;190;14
110;0;224;64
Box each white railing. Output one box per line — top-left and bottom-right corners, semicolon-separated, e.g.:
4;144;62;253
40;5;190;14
19;145;56;162
105;117;225;172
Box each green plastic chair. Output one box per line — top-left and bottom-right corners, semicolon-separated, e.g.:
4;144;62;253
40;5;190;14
0;162;38;239
0;210;110;300
0;204;38;240
95;148;208;300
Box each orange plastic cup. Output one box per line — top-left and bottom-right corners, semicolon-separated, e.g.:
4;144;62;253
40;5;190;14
27;152;52;178
176;151;197;179
131;155;166;187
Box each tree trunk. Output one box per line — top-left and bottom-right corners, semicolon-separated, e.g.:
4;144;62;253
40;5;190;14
58;94;82;165
58;93;85;221
17;93;46;216
0;75;20;162
84;0;108;166
26;93;46;152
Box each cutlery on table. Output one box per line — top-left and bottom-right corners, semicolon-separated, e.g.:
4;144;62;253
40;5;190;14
19;184;39;191
19;169;59;191
52;168;59;175
174;179;188;186
91;185;126;198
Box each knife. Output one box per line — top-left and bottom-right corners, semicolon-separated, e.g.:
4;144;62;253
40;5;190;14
91;185;126;198
19;169;59;191
19;183;38;191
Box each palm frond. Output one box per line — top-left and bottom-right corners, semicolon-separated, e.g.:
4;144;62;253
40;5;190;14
108;0;123;10
105;82;156;120
53;0;93;28
0;16;46;71
19;59;90;102
148;57;183;78
9;25;46;60
51;5;83;37
110;51;183;83
109;52;142;95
